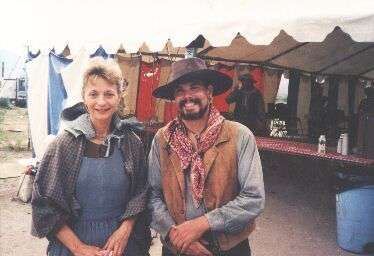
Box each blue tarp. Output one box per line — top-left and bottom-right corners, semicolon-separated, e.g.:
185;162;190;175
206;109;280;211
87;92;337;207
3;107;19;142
47;52;72;134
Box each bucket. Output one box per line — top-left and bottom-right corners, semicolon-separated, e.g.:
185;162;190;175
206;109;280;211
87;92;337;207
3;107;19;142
336;184;374;254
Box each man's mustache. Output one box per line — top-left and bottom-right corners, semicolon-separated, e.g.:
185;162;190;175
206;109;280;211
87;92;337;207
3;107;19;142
178;98;202;108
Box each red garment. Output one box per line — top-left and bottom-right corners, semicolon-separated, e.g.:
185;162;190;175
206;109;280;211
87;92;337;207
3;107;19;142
163;106;224;206
213;66;234;113
250;68;264;95
136;62;161;121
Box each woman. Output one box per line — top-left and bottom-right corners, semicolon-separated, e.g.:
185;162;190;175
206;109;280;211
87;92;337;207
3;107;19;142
31;58;150;256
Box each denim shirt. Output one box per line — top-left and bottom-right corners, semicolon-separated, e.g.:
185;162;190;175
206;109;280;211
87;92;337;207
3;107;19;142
147;122;265;240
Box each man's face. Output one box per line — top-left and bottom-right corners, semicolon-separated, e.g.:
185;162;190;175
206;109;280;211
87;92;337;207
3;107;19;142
174;81;213;120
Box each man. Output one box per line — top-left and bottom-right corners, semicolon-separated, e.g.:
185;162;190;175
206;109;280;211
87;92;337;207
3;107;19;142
148;58;265;256
226;73;268;136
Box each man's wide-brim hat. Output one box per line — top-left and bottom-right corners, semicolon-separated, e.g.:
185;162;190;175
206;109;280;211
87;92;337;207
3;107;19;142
152;57;232;100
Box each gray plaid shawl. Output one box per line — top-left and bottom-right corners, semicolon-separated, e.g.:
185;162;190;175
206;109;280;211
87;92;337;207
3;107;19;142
31;127;149;243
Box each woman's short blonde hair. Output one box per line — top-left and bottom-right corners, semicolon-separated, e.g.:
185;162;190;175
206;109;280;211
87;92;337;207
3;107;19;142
82;57;123;97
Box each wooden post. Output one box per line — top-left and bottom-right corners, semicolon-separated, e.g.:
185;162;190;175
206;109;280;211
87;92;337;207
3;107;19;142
287;70;300;135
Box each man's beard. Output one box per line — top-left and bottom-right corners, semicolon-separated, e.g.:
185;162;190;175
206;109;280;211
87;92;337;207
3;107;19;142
178;98;209;120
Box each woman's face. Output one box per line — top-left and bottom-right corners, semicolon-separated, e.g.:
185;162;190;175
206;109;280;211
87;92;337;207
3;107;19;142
83;76;120;124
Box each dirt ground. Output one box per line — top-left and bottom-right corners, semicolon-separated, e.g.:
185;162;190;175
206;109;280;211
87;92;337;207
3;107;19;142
0;107;363;256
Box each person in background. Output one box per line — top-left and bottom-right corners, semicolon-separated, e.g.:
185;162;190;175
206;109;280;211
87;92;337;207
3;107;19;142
31;57;150;256
226;73;268;136
148;58;265;256
356;86;374;155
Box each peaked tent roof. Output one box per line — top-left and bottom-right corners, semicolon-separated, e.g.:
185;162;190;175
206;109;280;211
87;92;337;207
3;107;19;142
199;33;266;62
187;34;212;54
241;30;306;63
117;44;126;54
26;26;374;80
270;26;374;73
158;39;186;57
138;42;151;53
90;45;109;58
59;45;71;57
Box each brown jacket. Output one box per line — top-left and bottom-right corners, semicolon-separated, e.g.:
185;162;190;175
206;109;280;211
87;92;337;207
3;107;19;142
155;120;259;251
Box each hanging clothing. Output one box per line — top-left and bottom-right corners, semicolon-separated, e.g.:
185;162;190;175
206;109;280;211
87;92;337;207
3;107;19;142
263;68;282;112
48;52;72;135
61;48;90;108
296;75;311;135
250;67;264;95
116;55;141;116
155;60;172;122
136;62;161;121
213;65;235;113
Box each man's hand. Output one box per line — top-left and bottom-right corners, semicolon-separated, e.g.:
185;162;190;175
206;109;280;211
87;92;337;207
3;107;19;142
184;241;213;256
96;250;113;256
169;216;210;254
102;219;134;256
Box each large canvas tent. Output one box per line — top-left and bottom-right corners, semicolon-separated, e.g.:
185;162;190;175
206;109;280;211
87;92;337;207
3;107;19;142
26;24;374;159
191;26;374;135
197;26;374;78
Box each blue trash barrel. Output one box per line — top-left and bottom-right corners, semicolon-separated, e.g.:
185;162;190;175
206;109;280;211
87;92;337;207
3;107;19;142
336;172;374;254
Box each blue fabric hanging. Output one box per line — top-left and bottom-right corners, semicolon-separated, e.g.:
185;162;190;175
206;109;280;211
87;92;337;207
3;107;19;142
47;52;73;134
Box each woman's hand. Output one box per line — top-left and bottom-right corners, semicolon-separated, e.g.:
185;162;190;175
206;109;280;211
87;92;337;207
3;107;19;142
55;225;101;256
71;243;101;256
103;219;135;256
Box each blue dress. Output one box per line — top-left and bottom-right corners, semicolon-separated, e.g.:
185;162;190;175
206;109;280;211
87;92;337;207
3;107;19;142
47;147;141;256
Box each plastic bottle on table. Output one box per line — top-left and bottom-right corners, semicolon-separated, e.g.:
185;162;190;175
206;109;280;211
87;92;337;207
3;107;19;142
337;135;343;154
341;133;349;156
318;135;326;154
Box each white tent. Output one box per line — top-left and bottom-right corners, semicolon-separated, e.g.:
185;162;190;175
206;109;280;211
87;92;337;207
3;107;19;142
26;54;49;159
0;79;17;99
1;0;374;55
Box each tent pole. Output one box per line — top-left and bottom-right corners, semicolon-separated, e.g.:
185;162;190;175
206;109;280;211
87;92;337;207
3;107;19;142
135;56;142;118
196;46;214;57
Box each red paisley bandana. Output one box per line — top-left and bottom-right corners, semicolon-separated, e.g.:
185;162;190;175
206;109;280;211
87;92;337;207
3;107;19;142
163;106;224;207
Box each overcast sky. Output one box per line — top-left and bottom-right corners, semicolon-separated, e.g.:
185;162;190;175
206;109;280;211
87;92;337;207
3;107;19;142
1;0;374;56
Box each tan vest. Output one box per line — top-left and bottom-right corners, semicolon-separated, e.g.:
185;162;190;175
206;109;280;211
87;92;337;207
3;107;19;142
156;120;255;251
